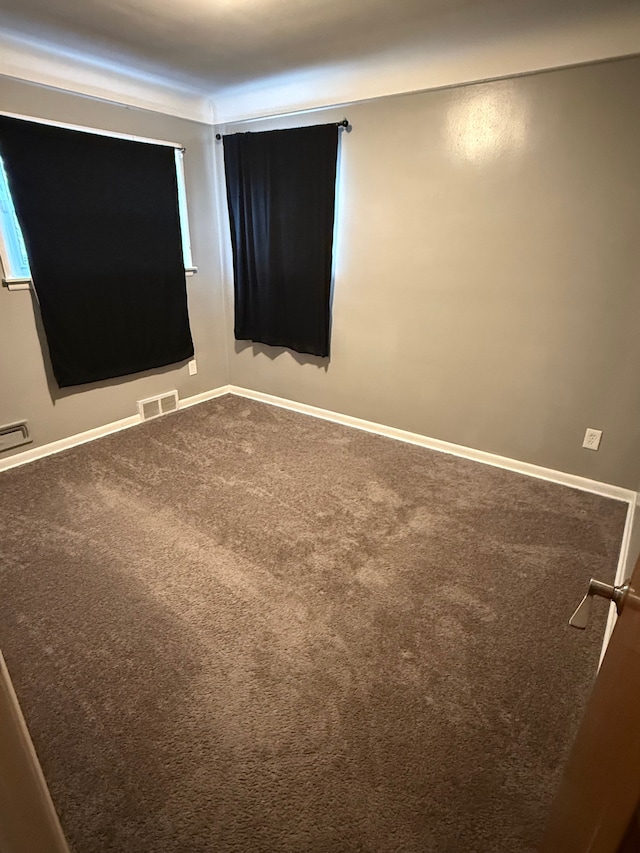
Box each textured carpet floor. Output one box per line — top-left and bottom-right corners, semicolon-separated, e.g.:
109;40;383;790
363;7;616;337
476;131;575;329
0;396;627;853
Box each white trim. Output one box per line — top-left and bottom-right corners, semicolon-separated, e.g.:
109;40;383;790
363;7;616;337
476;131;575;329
599;497;638;666
1;381;634;502
0;652;70;853
2;11;638;127
0;155;31;282
0;30;214;125
3;279;32;291
0;385;230;472
0;212;13;282
0;414;141;473
178;384;231;410
0;110;183;149
228;385;637;668
0;381;633;670
0;378;634;510
212;13;640;123
228;386;637;504
174;149;194;269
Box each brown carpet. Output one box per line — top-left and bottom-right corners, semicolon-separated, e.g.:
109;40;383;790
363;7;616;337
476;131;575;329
0;395;626;853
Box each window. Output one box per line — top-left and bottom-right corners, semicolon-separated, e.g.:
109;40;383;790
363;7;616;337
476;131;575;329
174;148;196;275
223;123;339;358
0;129;196;290
0;155;31;287
0;114;196;387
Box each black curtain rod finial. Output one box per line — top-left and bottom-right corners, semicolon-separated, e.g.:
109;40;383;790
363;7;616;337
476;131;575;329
215;133;222;141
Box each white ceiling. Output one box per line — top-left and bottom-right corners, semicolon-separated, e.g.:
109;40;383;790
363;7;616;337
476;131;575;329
0;0;638;121
0;0;637;91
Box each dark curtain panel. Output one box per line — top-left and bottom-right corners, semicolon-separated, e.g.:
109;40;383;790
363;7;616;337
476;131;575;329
223;123;339;358
0;116;194;387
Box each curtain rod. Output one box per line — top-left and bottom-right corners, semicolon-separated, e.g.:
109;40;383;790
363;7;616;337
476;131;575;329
215;118;349;141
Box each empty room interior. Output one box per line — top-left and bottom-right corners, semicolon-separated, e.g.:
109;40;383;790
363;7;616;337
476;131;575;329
0;1;639;851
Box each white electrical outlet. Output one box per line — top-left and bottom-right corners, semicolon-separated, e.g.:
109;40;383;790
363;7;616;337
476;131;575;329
188;359;198;376
582;428;602;451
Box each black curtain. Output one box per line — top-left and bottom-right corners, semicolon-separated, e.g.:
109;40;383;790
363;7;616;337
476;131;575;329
223;123;339;358
0;116;194;387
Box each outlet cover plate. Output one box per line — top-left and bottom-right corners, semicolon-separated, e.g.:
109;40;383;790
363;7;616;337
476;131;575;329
583;428;603;451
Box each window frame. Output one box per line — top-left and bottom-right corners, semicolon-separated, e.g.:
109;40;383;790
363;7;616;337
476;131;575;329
0;154;32;290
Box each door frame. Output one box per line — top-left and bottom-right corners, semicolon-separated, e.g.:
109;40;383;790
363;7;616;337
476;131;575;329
0;651;70;853
599;500;638;666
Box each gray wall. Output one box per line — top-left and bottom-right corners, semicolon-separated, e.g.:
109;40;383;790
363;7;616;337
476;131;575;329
218;56;640;489
1;58;639;491
0;76;227;456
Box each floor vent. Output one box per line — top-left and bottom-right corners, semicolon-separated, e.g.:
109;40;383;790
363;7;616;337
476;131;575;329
137;391;179;421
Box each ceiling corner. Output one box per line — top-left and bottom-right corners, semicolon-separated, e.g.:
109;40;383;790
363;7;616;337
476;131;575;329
0;29;216;125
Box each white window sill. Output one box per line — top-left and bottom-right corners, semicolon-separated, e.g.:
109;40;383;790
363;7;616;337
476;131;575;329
3;277;31;291
3;269;197;291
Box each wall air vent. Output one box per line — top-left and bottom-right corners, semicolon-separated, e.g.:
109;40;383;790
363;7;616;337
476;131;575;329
0;420;32;453
160;392;178;415
137;391;180;422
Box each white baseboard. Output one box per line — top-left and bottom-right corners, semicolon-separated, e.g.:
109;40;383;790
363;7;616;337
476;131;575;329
228;385;637;665
0;381;634;680
0;385;230;473
2;382;635;506
228;386;637;504
0;414;141;473
1;381;635;581
178;384;231;410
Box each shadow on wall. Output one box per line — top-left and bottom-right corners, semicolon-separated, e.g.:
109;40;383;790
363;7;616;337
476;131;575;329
29;288;57;401
234;339;330;371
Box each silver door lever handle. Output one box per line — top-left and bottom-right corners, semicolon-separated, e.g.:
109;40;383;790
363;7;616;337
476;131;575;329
569;578;630;629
